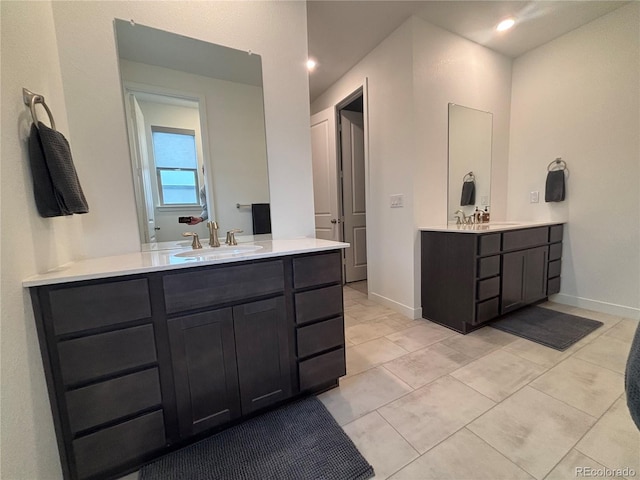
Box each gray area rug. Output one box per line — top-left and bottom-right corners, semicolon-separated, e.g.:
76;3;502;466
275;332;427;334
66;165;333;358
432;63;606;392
139;396;374;480
491;306;603;351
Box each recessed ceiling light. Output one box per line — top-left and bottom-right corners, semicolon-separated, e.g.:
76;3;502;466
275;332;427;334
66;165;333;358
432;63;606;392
496;18;516;32
306;59;317;71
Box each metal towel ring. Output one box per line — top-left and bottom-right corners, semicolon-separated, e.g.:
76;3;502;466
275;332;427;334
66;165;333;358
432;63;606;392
23;88;56;130
463;171;475;182
547;157;568;172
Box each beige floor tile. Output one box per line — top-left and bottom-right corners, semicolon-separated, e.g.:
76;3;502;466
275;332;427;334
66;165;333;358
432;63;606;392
347;304;392;322
563;307;624;331
342;411;419;479
468;386;596;479
545;450;616;480
383;343;473;389
468;325;519;346
390;428;534;480
345;313;364;328
346;338;409;376
319;366;412;426
604;319;640;343
346;319;403;345
386;324;455;352
576;396;640;474
451;350;547;402
379;376;495;453
530;357;624;417
504;337;575;368
573;335;632;374
441;332;503;359
346;281;368;295
343;298;361;309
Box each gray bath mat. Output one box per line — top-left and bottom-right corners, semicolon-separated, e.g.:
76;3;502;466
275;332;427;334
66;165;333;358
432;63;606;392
491;306;603;351
139;396;374;480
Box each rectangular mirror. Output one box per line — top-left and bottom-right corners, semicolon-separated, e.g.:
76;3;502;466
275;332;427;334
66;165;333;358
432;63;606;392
114;19;271;247
447;103;493;222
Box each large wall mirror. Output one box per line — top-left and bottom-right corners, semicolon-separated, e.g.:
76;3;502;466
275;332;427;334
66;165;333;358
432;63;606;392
114;19;271;246
447;103;493;223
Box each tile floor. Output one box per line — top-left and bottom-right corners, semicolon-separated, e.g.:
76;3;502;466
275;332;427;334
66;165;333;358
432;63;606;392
320;281;640;480
120;282;639;480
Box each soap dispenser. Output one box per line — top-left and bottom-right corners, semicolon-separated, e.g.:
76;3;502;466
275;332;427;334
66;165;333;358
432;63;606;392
483;206;490;223
474;206;482;224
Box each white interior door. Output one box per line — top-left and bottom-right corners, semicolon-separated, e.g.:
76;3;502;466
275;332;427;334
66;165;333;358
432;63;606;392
341;110;367;282
310;107;340;241
128;93;157;243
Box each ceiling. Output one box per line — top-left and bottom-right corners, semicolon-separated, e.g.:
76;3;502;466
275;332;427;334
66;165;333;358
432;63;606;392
307;1;628;101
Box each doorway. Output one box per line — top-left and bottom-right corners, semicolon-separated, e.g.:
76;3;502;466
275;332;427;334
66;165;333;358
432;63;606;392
311;86;368;284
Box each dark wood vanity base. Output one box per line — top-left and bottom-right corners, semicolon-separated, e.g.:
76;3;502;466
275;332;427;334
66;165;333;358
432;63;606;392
30;250;346;480
421;224;563;334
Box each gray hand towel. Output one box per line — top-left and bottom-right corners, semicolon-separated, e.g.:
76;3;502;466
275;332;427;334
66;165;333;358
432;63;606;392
29;121;89;216
251;203;272;234
460;180;475;206
545;170;565;202
28;123;68;217
625;321;640;430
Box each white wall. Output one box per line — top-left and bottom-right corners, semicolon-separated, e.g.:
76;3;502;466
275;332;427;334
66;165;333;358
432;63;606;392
311;16;512;316
1;2;81;478
508;3;640;319
121;60;271;239
1;2;313;478
50;0;314;258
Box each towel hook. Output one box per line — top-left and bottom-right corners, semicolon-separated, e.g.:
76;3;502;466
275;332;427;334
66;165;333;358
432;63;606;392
463;171;475;182
547;157;568;172
23;88;56;130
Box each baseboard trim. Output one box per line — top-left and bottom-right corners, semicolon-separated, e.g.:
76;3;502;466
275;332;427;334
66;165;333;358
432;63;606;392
551;293;640;320
368;292;421;319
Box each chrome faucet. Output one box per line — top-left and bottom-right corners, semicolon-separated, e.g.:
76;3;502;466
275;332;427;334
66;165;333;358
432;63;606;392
225;229;243;246
182;232;202;249
207;221;220;247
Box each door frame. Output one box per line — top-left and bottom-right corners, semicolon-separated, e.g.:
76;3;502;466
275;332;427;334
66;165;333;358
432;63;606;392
334;80;370;285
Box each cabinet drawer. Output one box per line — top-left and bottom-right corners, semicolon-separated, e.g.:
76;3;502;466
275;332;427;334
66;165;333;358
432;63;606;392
475;297;499;324
73;410;165;479
299;347;346;391
295;285;343;325
49;279;151;335
549;243;563;261
549;224;563;243
293;252;342;289
66;368;162;434
478;255;500;279
548;259;562;279
163;261;284;314
477;276;500;301
548;276;561;295
503;227;548;251
58;325;157;385
478;234;501;256
297;317;344;359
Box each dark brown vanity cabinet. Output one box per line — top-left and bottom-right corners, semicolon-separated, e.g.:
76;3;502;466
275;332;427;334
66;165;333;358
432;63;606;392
421;224;563;333
29;250;345;480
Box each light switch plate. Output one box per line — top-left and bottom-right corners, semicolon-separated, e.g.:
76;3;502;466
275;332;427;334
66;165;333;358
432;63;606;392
530;191;539;203
390;194;404;208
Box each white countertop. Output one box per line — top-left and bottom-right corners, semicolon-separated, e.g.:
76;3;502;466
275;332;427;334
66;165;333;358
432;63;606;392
23;238;350;287
420;220;564;233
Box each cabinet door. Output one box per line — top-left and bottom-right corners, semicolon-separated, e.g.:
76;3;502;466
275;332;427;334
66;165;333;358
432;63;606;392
502;247;549;314
524;246;548;304
168;309;240;438
233;297;292;415
502;251;526;314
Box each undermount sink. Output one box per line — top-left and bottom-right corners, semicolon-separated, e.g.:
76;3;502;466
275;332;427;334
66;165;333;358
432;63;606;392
173;244;263;258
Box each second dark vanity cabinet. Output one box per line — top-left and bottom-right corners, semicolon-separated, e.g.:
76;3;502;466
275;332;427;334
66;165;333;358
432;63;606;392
29;249;346;480
421;224;563;333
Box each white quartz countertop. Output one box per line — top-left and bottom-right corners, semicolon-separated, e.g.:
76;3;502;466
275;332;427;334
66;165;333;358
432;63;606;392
419;220;564;233
23;238;350;287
